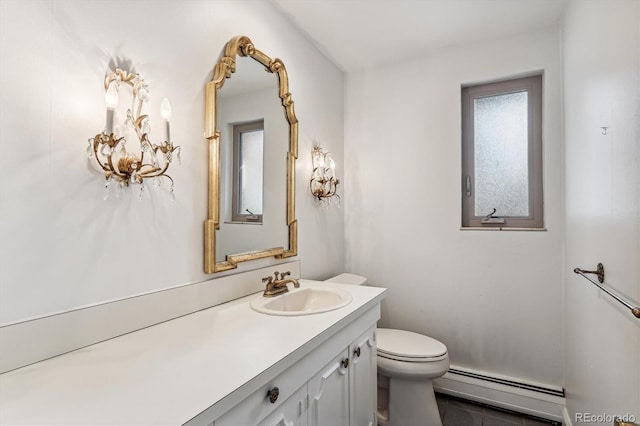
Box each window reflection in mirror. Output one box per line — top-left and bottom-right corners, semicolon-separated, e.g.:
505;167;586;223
232;120;264;223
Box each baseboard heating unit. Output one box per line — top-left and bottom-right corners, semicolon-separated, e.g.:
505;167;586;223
433;366;565;423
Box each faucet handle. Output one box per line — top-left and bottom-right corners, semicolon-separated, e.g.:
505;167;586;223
281;271;291;279
262;276;273;284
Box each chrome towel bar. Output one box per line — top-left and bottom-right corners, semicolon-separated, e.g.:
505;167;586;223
574;264;640;319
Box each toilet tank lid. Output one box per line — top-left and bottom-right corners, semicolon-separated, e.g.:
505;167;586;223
324;273;367;285
377;328;447;358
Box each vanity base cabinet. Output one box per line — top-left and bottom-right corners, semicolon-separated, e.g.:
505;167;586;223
201;305;380;426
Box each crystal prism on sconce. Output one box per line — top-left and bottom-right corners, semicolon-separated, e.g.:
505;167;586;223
310;145;339;203
87;68;180;200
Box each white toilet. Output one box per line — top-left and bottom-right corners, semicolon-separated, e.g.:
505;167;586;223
325;273;450;426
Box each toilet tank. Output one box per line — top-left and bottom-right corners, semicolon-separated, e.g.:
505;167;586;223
324;273;367;285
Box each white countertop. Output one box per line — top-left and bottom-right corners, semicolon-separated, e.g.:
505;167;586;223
0;280;386;425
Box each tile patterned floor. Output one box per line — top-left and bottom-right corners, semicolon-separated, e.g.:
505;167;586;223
435;393;562;426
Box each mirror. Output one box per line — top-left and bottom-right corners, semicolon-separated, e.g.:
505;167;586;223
204;36;298;273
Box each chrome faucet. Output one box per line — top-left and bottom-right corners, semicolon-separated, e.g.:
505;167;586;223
262;271;300;297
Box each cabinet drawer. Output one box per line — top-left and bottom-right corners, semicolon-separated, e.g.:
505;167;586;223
257;384;308;426
215;363;308;426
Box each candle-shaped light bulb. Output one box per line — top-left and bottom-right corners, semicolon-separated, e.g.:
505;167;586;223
324;154;335;178
104;83;118;135
160;97;172;142
313;151;325;168
160;97;172;120
105;83;119;109
324;153;333;170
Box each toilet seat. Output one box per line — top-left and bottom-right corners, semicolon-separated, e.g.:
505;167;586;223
378;351;448;363
377;328;447;362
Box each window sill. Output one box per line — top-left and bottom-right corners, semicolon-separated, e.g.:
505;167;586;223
460;227;547;232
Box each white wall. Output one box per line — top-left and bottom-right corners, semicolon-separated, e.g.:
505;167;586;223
344;28;564;387
563;0;640;421
0;0;345;325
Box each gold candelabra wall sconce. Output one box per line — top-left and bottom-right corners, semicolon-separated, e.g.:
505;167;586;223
310;145;340;204
87;68;180;200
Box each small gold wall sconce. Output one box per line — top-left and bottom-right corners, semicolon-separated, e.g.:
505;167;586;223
87;68;180;200
310;146;339;204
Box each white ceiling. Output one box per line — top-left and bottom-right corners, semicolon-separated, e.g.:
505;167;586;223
270;0;567;72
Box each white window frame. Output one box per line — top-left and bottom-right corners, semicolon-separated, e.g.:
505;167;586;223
232;120;264;224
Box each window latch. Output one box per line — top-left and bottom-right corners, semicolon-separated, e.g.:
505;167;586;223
245;209;260;222
481;208;506;224
465;176;471;197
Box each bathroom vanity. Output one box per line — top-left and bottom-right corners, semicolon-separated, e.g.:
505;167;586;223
0;280;386;425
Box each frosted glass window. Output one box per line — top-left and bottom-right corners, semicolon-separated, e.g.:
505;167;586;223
473;91;529;217
461;75;543;229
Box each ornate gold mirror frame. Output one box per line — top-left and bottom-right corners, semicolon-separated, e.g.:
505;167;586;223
204;35;298;273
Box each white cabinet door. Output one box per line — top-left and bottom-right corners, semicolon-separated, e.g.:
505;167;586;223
307;348;350;426
257;384;308;426
349;326;377;426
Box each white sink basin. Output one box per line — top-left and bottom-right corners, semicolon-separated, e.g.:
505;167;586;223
250;286;352;316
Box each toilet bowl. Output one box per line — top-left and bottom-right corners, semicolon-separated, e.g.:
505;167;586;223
324;274;450;426
377;328;449;426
